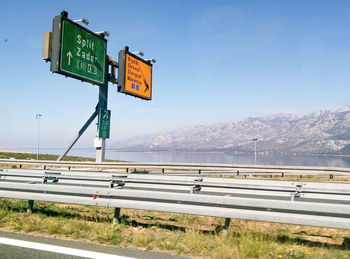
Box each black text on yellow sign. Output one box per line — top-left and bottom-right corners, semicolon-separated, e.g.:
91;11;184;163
123;53;152;100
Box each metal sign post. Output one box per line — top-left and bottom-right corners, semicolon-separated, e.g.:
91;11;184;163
46;11;110;162
95;83;108;162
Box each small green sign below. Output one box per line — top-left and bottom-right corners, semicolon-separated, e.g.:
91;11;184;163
60;20;107;85
98;109;111;139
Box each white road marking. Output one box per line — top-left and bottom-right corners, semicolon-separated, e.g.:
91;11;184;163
0;237;135;259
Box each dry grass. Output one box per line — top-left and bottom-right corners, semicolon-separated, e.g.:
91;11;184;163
0;198;350;258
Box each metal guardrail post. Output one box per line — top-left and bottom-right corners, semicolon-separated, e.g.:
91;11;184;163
224;218;231;229
27;200;34;214
222;218;231;236
113;207;121;224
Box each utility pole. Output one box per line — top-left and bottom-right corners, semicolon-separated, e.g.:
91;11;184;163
36;114;42;160
253;138;258;165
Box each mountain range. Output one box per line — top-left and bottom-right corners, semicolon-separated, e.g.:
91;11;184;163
112;106;350;155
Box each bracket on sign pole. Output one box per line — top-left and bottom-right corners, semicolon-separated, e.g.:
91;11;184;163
107;55;119;84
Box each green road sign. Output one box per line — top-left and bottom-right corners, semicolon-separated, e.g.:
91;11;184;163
98;109;111;139
51;14;107;86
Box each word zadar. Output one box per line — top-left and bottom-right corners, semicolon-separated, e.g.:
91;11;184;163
76;35;98;63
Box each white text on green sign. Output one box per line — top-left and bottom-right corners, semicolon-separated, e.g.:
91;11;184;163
60;20;106;85
98;109;111;139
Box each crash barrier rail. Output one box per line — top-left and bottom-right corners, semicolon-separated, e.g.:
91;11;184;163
1;159;350;177
0;168;350;230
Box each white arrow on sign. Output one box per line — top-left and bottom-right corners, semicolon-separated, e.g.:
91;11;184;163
67;51;73;66
103;111;109;119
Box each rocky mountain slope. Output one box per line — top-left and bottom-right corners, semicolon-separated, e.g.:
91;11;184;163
112;106;350;155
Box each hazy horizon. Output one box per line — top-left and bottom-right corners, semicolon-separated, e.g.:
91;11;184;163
2;1;350;150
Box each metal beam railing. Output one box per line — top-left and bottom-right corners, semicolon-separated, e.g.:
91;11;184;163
1;159;350;175
0;168;350;230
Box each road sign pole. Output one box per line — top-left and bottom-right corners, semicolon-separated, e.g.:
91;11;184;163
46;11;112;163
96;84;108;162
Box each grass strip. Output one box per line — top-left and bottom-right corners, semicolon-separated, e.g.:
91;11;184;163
0;198;350;258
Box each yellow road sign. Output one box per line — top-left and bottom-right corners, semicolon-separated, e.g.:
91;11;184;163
118;48;152;100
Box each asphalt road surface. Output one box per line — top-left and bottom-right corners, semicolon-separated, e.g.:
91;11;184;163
0;231;188;259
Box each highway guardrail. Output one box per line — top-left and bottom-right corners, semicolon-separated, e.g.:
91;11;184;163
1;159;350;176
0;168;350;230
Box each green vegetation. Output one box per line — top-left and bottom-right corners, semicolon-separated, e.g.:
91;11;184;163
0;198;349;259
0;151;122;162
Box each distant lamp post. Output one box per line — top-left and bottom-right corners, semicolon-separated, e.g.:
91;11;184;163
36;114;42;160
253;138;258;165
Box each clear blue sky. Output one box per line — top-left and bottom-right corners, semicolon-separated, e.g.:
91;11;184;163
1;0;350;149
